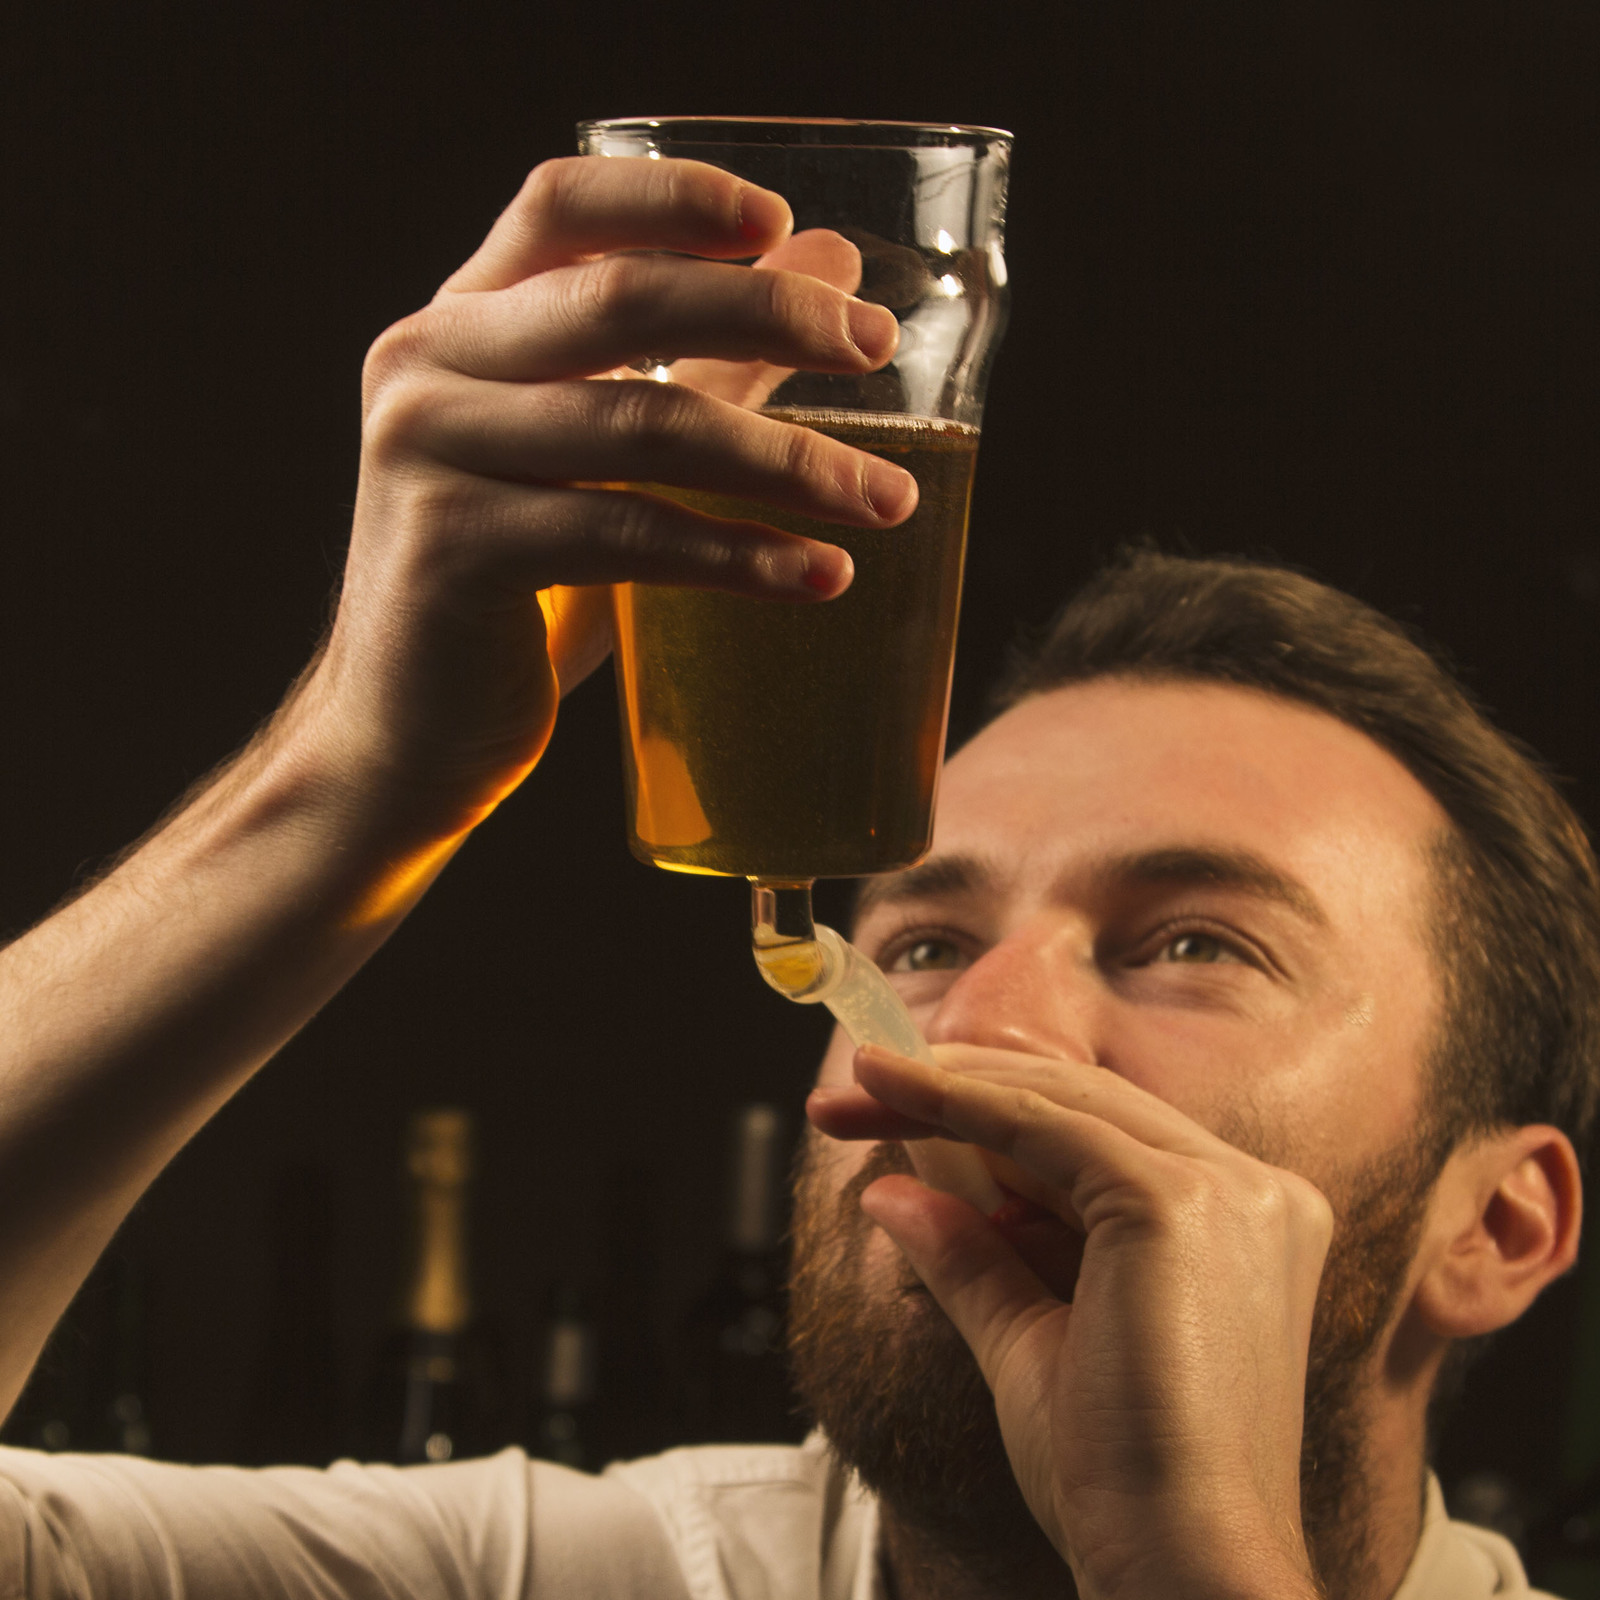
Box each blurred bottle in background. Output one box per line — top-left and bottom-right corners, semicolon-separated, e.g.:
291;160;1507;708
0;1248;154;1456
100;1252;154;1455
673;1104;804;1444
246;1161;340;1464
359;1109;502;1463
590;1160;667;1462
530;1281;597;1468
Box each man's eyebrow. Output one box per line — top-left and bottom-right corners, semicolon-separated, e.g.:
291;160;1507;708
1095;847;1328;927
852;854;994;923
851;846;1327;929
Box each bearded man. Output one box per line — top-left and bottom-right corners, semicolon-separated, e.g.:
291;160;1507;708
0;158;1591;1600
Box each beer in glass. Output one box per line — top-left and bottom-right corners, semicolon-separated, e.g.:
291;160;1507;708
578;118;1011;880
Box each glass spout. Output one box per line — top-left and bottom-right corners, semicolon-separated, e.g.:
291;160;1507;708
750;879;1004;1214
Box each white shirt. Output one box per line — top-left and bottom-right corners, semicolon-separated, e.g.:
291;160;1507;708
0;1435;1554;1598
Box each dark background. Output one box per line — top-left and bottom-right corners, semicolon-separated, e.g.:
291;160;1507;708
2;0;1598;1567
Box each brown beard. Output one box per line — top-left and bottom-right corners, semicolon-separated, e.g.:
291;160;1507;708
787;1130;1444;1600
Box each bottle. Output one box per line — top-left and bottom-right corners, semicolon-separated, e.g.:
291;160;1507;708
99;1251;154;1455
530;1282;597;1469
1;1247;154;1455
673;1105;804;1443
246;1161;339;1464
361;1109;498;1464
590;1160;667;1462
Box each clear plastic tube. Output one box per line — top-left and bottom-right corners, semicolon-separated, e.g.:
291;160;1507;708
752;882;1004;1214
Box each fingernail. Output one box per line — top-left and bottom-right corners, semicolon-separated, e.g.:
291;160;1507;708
807;1085;848;1102
866;460;918;523
846;299;899;363
798;545;853;597
738;185;791;245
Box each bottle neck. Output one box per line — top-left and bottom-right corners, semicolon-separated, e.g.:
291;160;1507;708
405;1180;471;1334
542;1307;595;1409
726;1104;784;1255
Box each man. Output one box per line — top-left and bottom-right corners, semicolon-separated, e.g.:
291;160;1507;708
0;158;1591;1599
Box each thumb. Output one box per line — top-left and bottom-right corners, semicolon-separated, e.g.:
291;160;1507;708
756;228;864;294
537;585;614;697
668;230;883;408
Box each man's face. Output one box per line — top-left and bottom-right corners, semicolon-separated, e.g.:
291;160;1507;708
788;677;1453;1573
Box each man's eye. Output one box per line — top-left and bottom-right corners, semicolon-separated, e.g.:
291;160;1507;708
888;938;964;973
1156;932;1237;965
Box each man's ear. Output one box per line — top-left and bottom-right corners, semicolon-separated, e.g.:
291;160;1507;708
1411;1125;1582;1339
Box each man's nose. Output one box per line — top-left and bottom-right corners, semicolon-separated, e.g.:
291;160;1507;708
921;920;1100;1062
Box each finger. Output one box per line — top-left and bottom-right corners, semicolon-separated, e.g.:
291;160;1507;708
409;479;855;601
806;1084;1009;1211
823;1071;1082;1226
861;1175;1063;1390
671;229;865;405
441;157;793;293
926;1042;1234;1161
807;1084;943;1141
419;254;898;385
854;1046;1177;1204
382;375;917;529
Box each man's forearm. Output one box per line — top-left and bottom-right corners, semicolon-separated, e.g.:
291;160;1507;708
0;698;457;1420
0;154;903;1426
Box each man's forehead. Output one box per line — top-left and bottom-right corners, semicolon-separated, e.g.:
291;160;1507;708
898;677;1448;916
856;841;1332;927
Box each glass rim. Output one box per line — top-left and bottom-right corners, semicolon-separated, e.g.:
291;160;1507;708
578;115;1012;148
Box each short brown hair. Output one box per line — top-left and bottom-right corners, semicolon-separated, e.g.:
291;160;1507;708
992;549;1600;1162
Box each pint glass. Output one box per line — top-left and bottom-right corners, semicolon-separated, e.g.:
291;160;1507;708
579;118;1011;880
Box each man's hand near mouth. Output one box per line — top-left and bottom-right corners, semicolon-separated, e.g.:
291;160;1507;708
807;1042;1332;1600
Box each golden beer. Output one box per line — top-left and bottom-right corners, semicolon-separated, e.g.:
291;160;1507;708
612;409;979;879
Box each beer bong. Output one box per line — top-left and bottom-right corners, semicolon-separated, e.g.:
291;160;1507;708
750;879;1004;1213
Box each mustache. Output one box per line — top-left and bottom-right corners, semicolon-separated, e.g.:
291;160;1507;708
835;1139;916;1212
821;1139;936;1298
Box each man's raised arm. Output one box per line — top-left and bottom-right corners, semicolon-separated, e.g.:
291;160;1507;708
0;155;914;1419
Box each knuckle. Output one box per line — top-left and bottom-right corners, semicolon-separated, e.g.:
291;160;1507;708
362;311;433;401
413;477;492;544
754;265;793;320
602;489;671;562
725;539;778;588
763;271;829;350
1229;1168;1331;1244
516;157;584;228
361;375;441;459
660;159;741;229
1162;1168;1219;1221
1241;1172;1292;1226
599;380;699;460
1285;1174;1336;1239
381;475;504;591
776;418;828;481
768;270;848;352
847;447;880;508
1004;1086;1057;1146
776;422;866;511
575;252;654;332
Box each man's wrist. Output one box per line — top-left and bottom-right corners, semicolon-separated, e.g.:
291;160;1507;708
1075;1506;1321;1600
1099;1557;1322;1600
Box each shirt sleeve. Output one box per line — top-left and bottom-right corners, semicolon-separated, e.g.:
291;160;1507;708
0;1445;686;1600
